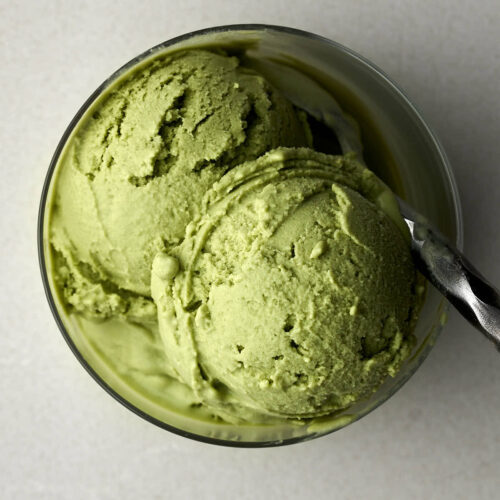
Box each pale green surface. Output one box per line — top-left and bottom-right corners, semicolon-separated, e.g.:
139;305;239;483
152;148;418;421
49;48;311;316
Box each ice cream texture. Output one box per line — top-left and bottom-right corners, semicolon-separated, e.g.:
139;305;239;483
151;148;416;420
50;49;311;318
47;48;420;424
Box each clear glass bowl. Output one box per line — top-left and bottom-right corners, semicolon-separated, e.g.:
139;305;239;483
38;25;463;447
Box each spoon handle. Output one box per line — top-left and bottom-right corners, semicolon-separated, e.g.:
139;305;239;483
398;199;500;349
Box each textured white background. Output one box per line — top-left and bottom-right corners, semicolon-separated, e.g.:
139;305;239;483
1;1;499;499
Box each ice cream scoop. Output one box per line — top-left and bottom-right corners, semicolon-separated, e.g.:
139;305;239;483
49;49;311;319
151;148;421;421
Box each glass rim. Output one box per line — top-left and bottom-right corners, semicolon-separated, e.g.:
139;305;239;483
37;23;464;448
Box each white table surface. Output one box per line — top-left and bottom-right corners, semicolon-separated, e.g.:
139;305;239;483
1;1;499;498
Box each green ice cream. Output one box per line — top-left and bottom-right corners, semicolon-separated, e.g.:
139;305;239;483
151;148;416;421
47;47;420;426
50;49;311;318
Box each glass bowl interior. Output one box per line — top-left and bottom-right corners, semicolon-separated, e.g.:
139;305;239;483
39;25;463;447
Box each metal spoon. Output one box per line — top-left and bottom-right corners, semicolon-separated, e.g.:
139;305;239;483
252;57;500;348
398;198;500;347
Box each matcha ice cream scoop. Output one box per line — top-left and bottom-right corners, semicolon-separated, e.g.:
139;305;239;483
151;148;418;421
50;49;311;319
